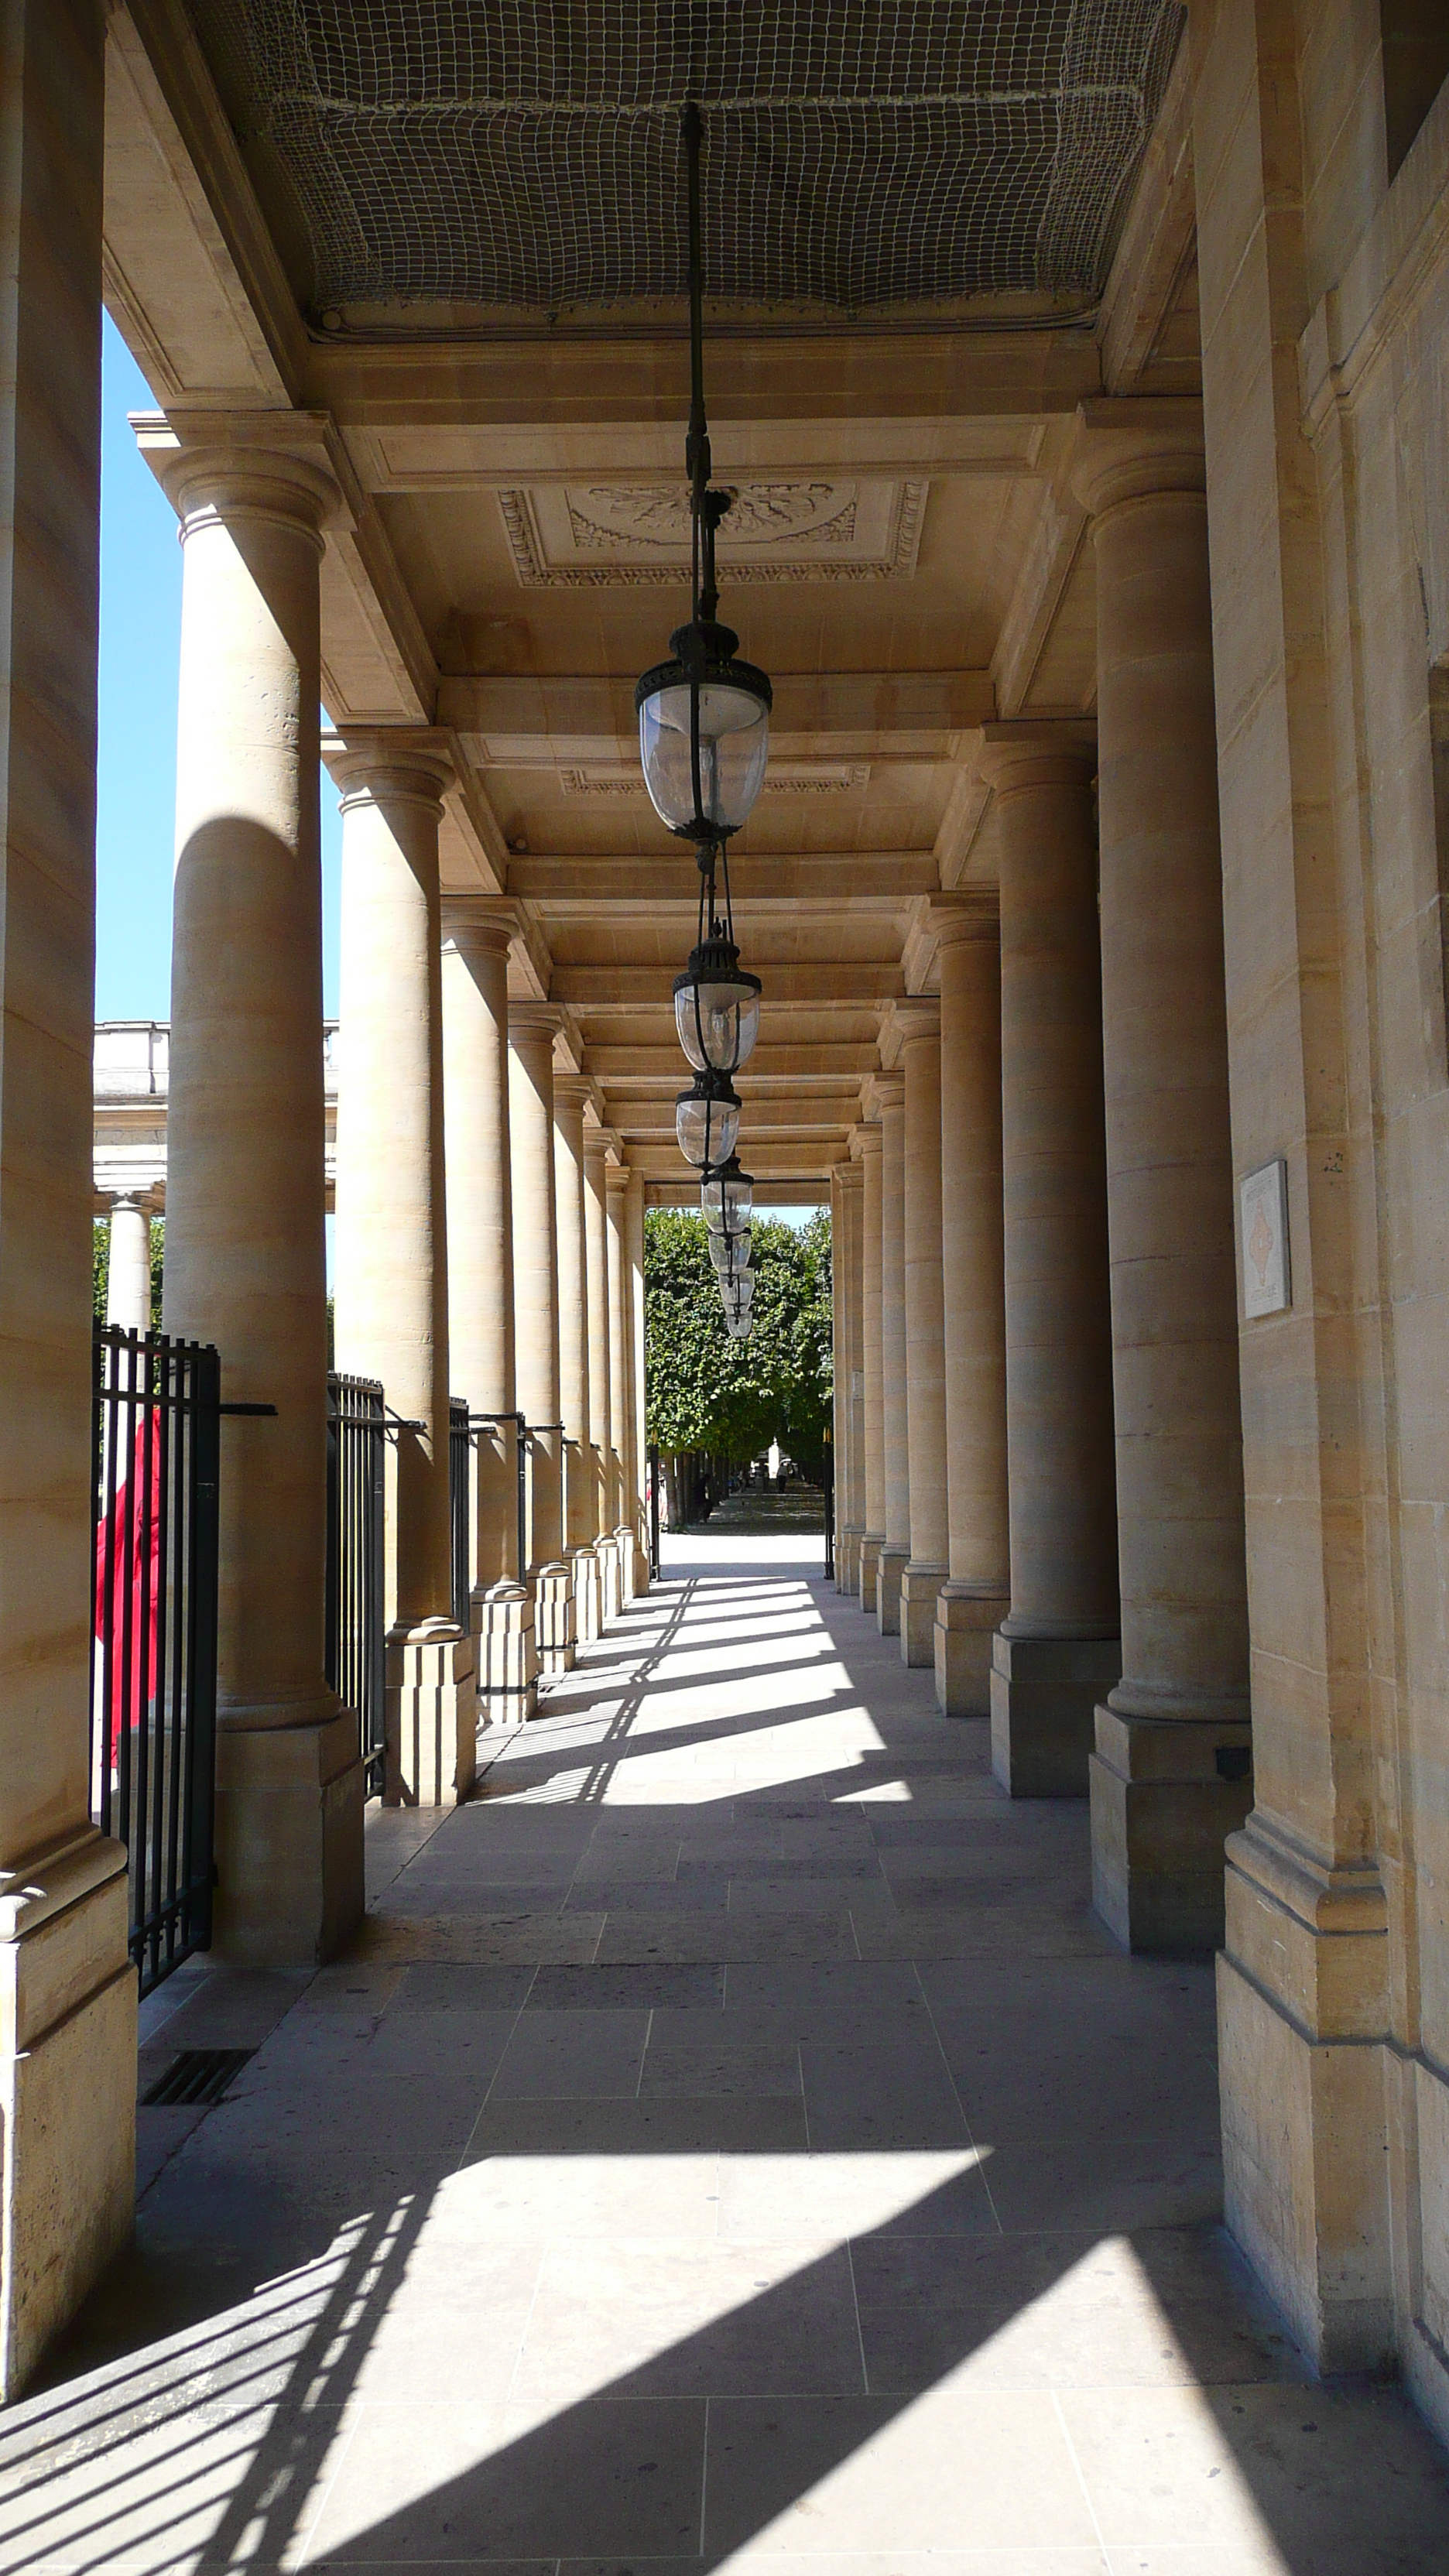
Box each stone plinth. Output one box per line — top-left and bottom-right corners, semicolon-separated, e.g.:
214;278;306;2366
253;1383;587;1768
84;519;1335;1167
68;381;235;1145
476;1580;539;1728
387;1620;478;1807
536;1562;577;1674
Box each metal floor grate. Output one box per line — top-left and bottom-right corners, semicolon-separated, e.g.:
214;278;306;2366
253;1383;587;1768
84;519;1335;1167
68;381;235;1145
142;2047;255;2108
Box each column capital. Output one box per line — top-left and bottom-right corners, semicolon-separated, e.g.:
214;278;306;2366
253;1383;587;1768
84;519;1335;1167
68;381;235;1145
585;1124;621;1162
440;896;519;962
856;1117;883;1156
930;890;1000;947
865;1070;906;1118
894;999;941;1045
135;409;344;547
323;728;454;816
977;722;1097;800
605;1160;633;1195
509;1001;565;1050
835;1155;865;1193
1069;396;1206;520
553;1074;595;1113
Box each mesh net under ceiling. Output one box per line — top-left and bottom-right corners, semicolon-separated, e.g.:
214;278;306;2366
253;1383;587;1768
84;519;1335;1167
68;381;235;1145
191;1;1186;325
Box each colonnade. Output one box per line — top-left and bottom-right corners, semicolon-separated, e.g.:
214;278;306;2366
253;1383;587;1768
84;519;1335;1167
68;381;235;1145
832;415;1250;1961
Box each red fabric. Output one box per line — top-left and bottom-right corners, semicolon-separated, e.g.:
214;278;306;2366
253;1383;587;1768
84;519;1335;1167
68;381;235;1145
94;1413;163;1759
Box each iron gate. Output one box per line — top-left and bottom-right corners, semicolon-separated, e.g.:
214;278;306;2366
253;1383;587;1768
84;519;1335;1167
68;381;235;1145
449;1395;471;1626
91;1324;221;1995
326;1373;387;1798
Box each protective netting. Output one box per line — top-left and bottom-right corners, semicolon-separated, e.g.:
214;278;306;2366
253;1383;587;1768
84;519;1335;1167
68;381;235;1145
191;1;1185;322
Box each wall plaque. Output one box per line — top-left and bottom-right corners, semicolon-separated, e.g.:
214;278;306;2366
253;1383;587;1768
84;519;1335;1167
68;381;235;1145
1240;1159;1290;1318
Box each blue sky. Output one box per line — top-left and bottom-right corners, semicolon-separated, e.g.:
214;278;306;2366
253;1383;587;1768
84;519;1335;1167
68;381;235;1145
96;313;343;1021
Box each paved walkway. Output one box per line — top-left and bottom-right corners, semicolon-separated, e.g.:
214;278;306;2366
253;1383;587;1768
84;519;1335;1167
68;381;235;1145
7;1538;1449;2572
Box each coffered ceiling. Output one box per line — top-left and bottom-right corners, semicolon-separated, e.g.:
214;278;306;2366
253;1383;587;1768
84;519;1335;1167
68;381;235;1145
108;0;1202;1194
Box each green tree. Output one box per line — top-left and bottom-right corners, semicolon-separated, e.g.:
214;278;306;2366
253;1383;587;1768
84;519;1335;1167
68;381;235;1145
644;1207;833;1483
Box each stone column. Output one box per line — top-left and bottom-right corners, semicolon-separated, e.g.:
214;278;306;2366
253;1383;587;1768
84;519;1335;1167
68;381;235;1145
842;1154;866;1591
605;1163;634;1605
440;902;536;1727
876;1073;909;1634
509;1003;574;1670
105;1198;152;1332
156;423;363;1961
626;1171;650;1594
327;732;474;1807
554;1077;601;1641
0;0;135;2397
857;1121;886;1612
584;1129;618;1620
830;1163;853;1591
987;731;1120;1795
1072;413;1251;1952
897;1005;949;1667
933;902;1010;1717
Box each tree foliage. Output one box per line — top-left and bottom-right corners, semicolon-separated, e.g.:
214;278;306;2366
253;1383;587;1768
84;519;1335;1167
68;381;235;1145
645;1208;832;1478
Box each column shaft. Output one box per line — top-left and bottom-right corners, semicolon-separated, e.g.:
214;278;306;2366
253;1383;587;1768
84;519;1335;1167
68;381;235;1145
1075;437;1250;1951
104;1200;152;1333
899;1012;949;1665
555;1077;601;1640
0;0;134;2396
584;1130;613;1558
162;431;361;1956
605;1166;633;1603
441;907;519;1589
508;1006;573;1669
329;736;474;1806
877;1075;909;1633
990;738;1120;1794
935;907;1010;1716
626;1172;649;1593
858;1123;886;1611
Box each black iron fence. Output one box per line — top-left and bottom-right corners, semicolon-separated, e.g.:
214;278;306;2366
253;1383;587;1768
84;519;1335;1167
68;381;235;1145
326;1374;386;1799
91;1324;221;1995
648;1441;661;1579
450;1396;471;1626
822;1438;836;1581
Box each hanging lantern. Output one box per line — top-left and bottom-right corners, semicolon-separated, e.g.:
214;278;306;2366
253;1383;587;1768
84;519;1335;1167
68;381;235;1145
722;1268;755;1314
701;1154;753;1236
638;629;772;847
676;1069;740;1169
673;931;762;1075
710;1227;751;1277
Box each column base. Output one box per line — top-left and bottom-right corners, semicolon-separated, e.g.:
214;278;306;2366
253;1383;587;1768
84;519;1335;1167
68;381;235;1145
536;1562;577;1674
876;1544;909;1636
215;1700;365;1962
0;1829;136;2398
386;1620;476;1808
934;1585;1008;1718
899;1561;947;1667
475;1580;539;1728
989;1629;1121;1797
570;1545;603;1645
858;1533;883;1616
1090;1702;1252;1954
838;1526;863;1596
1217;1815;1393;2375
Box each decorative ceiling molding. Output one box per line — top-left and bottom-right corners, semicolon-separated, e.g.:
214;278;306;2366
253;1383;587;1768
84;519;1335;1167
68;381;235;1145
557;762;872;797
499;480;927;586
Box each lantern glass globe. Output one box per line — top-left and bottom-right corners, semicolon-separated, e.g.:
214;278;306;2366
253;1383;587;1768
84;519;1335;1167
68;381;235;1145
638;657;771;839
676;1074;740;1170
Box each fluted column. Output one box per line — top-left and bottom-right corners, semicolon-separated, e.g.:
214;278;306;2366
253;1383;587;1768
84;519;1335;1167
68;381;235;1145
987;731;1120;1795
898;1005;948;1667
104;1198;152;1332
327;731;474;1806
876;1073;909;1634
554;1076;601;1639
0;0;134;2395
158;425;363;1957
584;1129;617;1619
605;1163;634;1603
1073;419;1250;1950
857;1121;886;1612
508;1003;573;1670
934;900;1010;1717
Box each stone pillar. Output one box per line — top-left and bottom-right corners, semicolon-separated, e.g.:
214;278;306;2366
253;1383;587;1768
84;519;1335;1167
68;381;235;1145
897;1005;949;1666
987;732;1120;1795
554;1077;601;1642
876;1073;909;1634
441;902;536;1728
842;1155;866;1592
327;733;474;1807
1072;413;1250;1954
858;1121;886;1612
933;903;1010;1717
509;1005;573;1670
105;1198;152;1332
156;422;363;1961
830;1162;853;1591
584;1129;618;1621
626;1171;650;1595
605;1163;633;1605
0;0;135;2397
